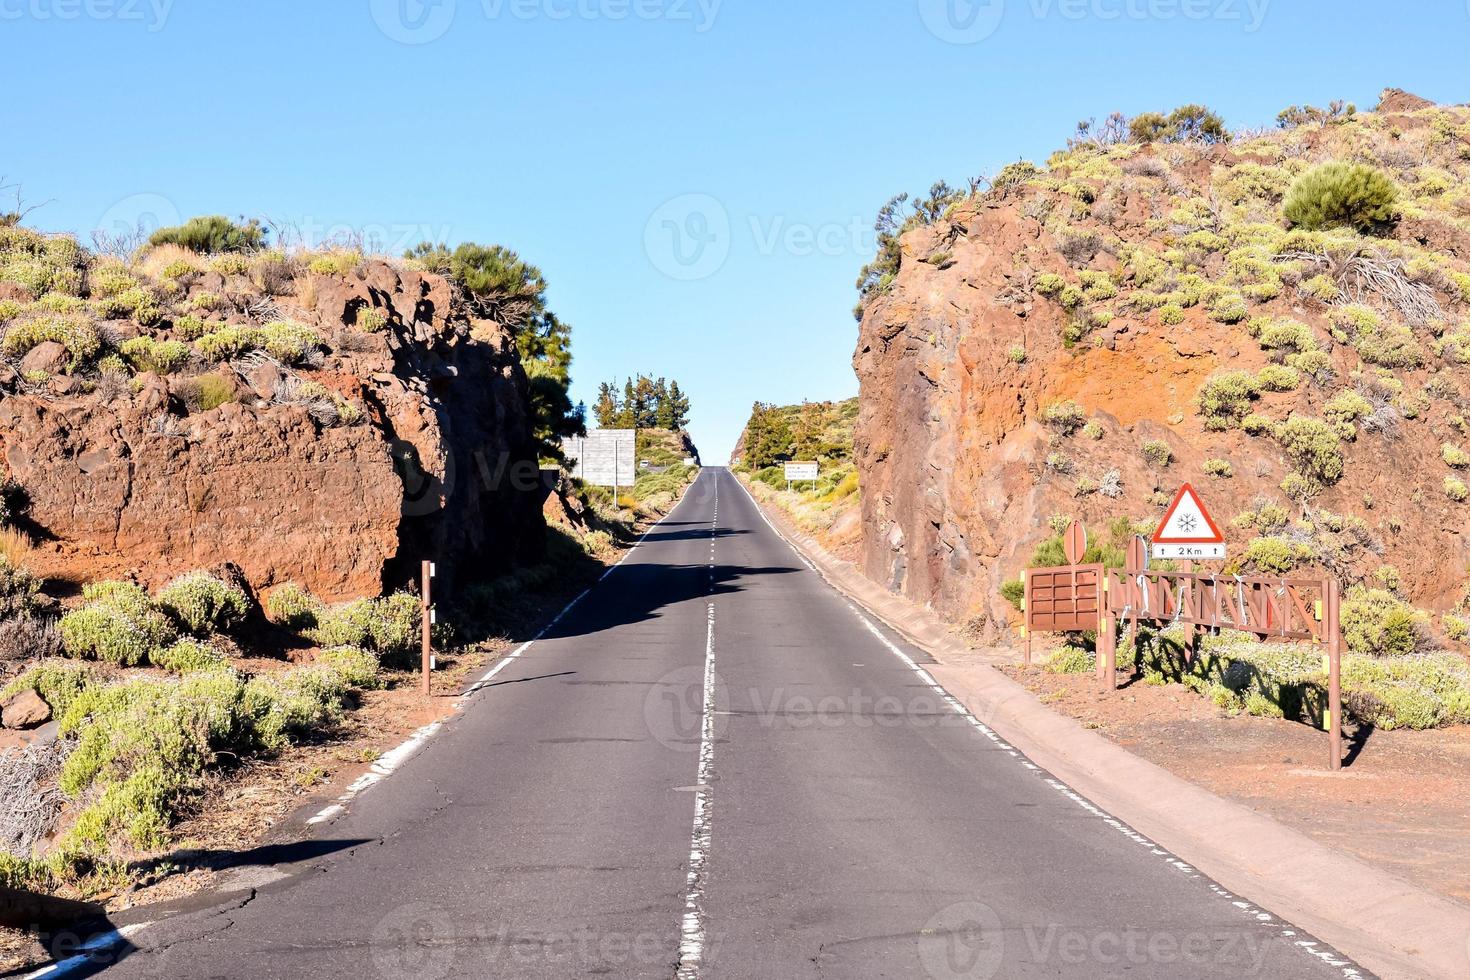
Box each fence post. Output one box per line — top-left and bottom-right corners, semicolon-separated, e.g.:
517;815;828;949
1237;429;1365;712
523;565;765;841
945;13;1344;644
1326;578;1342;771
1022;573;1032;667
1099;576;1117;692
421;560;433;697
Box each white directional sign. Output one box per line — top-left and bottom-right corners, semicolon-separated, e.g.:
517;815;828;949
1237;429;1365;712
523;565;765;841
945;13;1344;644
784;461;819;482
563;430;637;490
1152;483;1227;560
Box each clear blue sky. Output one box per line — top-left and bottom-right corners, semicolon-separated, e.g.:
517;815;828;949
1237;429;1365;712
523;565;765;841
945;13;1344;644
4;1;1468;458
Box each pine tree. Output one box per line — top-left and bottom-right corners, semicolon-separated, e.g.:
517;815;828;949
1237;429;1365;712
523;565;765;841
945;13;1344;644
667;381;691;430
633;376;660;429
653;377;673;428
593;382;621;428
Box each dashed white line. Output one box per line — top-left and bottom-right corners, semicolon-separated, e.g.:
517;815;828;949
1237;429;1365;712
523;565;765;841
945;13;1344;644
730;474;1364;980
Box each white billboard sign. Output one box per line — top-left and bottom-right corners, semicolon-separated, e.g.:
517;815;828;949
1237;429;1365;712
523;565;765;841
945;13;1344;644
784;462;819;482
564;430;637;489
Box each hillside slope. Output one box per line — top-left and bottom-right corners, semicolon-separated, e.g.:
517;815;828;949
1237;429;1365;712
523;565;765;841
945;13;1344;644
854;90;1470;643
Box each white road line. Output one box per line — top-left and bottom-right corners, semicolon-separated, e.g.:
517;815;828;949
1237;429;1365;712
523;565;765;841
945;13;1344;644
678;600;718;979
677;476;720;978
729;474;1364;980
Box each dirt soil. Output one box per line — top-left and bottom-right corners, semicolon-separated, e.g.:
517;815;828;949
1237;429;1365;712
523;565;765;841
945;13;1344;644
999;662;1470;906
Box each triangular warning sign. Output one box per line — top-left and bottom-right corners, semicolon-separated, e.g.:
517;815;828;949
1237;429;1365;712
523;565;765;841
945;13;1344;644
1153;484;1224;544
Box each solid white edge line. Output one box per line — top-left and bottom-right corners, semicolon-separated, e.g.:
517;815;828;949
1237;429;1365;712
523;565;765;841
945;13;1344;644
729;474;1364;980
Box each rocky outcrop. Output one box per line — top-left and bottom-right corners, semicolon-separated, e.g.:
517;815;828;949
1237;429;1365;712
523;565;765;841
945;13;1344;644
853;96;1470;640
2;257;542;602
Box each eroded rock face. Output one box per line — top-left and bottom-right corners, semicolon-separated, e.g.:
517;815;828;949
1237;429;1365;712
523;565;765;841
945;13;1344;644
853;125;1470;637
2;259;542;602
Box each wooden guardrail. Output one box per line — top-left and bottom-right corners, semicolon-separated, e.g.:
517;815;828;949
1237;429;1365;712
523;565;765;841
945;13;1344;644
1023;538;1344;771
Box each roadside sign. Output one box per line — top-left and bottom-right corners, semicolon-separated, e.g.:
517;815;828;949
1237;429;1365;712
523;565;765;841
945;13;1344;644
784;461;819;481
1063;520;1087;565
1152;483;1226;560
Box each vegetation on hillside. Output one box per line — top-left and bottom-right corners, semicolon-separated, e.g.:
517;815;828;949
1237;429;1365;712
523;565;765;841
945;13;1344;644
0;568;420;893
733;399;860;537
853;91;1470;729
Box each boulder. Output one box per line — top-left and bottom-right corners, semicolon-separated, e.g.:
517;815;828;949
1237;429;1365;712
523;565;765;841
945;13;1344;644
19;341;67;376
2;690;51;729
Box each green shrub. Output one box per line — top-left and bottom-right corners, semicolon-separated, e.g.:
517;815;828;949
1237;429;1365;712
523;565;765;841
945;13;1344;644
1035;273;1065;296
267;583;323;630
1443;443;1470;469
157;571;251;635
306;250;362;277
1447;477;1469;502
1300;274;1340;302
243;666;348;754
1340;653;1470;730
1202;459;1233;478
1242;536;1312;574
93;287;161;325
1207;293;1249;324
1444;615;1469;643
1158;304;1185;325
1006;345;1026;364
1283;162;1399;233
0;661;101;719
1356;325;1423;369
1081;420;1104;440
308;592;420;666
1197;371;1261;430
317;646;383;690
1045;645;1094;675
999;578;1025;611
1241;413;1273;436
194;325;264;362
60;582;177;666
151;638;229;674
1041;400;1086;434
1274;415;1343;485
1256;317;1317;355
119;336;190;375
149;216;265;254
260;321;321;365
1340;586;1428;657
0;556;41;619
1141;439;1172;467
1;313;101;370
357;307;389;333
1256;364;1300;392
1324;391;1373;433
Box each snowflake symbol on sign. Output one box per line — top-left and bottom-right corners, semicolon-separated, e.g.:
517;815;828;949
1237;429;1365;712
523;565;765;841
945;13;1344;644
1178;514;1200;533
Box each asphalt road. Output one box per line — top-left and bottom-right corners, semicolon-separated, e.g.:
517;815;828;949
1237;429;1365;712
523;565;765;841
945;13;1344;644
83;467;1364;979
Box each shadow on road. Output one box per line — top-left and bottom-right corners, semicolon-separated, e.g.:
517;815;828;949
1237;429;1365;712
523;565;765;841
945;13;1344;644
538;562;800;642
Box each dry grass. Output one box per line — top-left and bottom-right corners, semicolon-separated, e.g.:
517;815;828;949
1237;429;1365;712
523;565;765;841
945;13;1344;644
0;528;33;569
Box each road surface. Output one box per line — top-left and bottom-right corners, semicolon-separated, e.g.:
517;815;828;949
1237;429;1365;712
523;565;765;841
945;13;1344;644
86;467;1363;979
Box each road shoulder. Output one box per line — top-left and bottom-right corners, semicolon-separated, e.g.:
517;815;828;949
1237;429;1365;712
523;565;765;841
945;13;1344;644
738;476;1470;980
